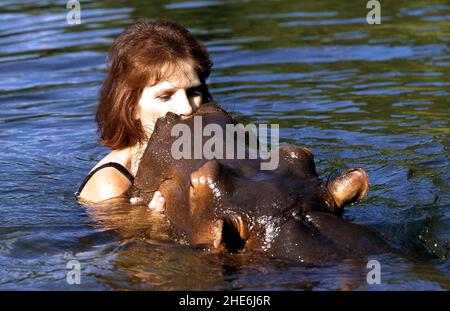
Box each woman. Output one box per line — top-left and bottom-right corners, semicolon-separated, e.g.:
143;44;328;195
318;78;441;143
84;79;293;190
77;19;213;209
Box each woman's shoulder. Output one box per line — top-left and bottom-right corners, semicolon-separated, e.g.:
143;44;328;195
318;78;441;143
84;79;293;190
94;148;132;171
79;148;134;203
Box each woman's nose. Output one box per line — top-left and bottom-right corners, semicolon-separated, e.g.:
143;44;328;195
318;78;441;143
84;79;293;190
174;89;193;117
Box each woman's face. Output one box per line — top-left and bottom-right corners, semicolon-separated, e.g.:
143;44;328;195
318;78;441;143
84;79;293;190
136;61;205;136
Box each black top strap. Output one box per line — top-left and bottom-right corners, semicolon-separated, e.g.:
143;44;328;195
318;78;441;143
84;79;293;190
76;162;134;196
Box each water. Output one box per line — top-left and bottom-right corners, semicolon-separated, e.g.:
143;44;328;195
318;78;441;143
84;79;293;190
0;0;448;290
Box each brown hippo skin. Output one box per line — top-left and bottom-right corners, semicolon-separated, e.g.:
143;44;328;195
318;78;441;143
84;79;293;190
132;103;384;264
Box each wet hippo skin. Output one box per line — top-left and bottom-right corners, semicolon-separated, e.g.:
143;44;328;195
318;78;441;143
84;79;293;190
132;103;384;264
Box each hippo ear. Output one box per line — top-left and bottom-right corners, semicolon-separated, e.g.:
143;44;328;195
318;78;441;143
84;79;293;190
326;168;369;211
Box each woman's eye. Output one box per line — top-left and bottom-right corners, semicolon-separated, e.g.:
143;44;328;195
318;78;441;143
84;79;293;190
187;89;202;97
157;95;171;101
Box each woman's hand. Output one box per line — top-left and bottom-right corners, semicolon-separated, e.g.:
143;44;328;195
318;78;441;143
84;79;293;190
148;191;165;212
130;191;165;212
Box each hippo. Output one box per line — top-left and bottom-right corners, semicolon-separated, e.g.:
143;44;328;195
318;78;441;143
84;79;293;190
132;103;385;264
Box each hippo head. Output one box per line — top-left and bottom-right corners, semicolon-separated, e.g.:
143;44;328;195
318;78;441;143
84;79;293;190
132;103;374;263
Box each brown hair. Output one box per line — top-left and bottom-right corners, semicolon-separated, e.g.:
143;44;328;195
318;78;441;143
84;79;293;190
96;19;213;149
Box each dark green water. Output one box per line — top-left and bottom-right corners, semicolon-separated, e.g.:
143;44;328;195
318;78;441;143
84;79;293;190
0;0;448;290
